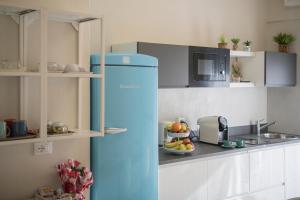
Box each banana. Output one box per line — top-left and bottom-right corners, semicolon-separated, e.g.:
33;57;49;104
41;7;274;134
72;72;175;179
165;142;177;148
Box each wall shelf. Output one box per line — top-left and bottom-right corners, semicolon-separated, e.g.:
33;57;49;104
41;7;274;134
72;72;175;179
230;50;255;58
47;73;103;78
0;4;105;146
46;130;102;141
0;71;41;77
230;82;255;88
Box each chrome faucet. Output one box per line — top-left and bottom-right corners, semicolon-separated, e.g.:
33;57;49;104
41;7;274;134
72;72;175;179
256;119;277;137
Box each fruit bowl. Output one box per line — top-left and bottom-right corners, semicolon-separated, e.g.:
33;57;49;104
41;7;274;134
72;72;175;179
164;144;195;155
167;130;190;138
164;139;195;155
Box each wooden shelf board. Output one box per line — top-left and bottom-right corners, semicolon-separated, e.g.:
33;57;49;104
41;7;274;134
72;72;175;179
230;50;255;58
47;73;103;78
0;71;41;77
46;130;103;141
0;130;103;146
230;82;255;88
47;9;103;23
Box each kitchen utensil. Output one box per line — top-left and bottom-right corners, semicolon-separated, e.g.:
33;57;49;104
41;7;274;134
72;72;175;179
164;144;195;154
5;119;15;131
236;139;245;148
47;62;58;72
57;63;65;71
158;121;172;146
0;121;10;139
221;144;235;149
167;130;190;138
222;140;232;147
64;64;80;73
197;116;229;145
50;122;68;134
11;120;27;137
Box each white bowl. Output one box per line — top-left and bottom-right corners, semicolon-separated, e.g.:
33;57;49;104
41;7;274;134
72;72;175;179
167;130;190;138
64;64;80;73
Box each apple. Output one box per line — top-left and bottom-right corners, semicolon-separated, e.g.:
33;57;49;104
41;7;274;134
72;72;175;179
182;138;191;145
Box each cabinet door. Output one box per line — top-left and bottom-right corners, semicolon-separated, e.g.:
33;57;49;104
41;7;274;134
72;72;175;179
249;147;284;192
207;153;249;200
159;160;207;200
285;144;300;199
265;51;297;87
226;185;285;200
138;42;189;88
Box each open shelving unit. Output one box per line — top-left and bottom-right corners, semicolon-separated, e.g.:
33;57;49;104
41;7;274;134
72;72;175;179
0;3;105;146
230;50;255;58
230;50;256;88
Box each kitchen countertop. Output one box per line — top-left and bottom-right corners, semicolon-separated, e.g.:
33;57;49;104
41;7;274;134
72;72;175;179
159;136;300;165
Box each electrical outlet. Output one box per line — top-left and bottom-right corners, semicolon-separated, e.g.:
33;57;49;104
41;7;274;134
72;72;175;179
34;142;53;155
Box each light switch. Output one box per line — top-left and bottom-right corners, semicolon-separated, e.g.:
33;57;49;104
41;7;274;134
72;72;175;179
34;142;53;155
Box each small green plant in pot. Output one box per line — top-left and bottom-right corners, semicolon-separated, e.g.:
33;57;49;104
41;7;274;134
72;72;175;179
231;38;240;50
218;35;228;49
273;33;295;53
243;40;252;52
231;59;242;82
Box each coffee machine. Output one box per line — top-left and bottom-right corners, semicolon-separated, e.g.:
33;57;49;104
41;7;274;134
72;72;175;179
197;116;228;145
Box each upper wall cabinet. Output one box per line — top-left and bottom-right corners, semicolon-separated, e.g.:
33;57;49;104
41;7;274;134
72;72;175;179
265;52;297;87
112;42;189;88
240;51;297;87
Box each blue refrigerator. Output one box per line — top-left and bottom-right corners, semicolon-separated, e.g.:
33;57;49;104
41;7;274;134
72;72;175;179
90;53;158;200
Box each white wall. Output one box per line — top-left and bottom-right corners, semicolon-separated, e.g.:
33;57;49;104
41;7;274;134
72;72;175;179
266;0;300;134
91;0;268;128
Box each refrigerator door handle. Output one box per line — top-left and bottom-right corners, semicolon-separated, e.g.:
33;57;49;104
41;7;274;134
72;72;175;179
104;127;128;135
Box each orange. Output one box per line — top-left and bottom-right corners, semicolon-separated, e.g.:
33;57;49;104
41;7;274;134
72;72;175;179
171;122;182;132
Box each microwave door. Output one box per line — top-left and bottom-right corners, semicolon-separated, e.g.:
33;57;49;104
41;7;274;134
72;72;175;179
197;59;217;81
193;53;219;81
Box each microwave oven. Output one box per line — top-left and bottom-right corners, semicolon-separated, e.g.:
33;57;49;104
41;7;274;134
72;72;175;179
189;46;230;87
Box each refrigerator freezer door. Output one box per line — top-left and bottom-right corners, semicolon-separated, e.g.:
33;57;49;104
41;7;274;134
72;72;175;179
90;58;158;200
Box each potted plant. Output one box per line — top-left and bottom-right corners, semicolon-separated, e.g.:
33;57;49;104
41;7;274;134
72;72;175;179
273;33;296;53
243;40;252;52
218;35;228;48
231;38;240;50
231;59;242;82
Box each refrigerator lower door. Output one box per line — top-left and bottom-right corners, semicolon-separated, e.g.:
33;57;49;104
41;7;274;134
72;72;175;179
91;65;158;200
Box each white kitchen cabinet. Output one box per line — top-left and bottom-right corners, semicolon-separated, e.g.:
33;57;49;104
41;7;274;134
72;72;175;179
159;160;207;200
207;153;249;200
285;144;300;199
249;147;284;192
226;185;285;200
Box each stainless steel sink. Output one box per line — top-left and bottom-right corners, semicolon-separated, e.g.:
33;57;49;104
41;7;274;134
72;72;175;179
261;133;282;139
234;132;300;146
261;133;299;140
279;134;299;140
244;139;268;145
